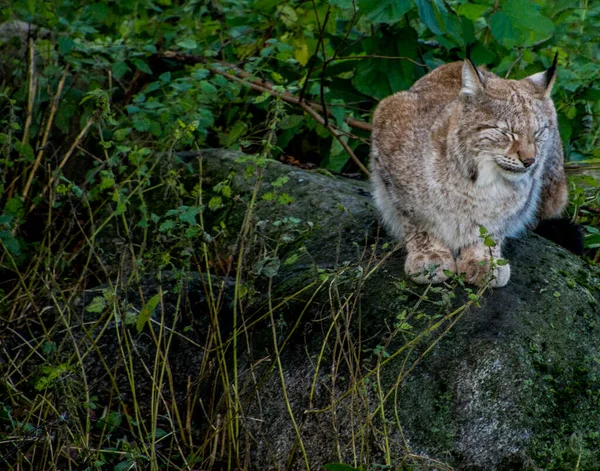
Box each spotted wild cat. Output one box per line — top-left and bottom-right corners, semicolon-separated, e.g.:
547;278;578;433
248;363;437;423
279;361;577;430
370;56;567;287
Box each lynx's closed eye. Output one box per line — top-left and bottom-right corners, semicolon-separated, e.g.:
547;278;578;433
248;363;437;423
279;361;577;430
534;125;549;139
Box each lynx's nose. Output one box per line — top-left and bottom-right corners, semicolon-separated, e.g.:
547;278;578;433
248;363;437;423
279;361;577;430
522;158;535;168
517;141;536;168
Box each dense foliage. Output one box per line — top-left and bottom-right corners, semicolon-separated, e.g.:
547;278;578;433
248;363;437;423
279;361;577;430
1;0;600;469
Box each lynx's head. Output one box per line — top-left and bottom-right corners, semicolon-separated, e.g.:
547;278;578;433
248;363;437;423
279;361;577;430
456;56;558;183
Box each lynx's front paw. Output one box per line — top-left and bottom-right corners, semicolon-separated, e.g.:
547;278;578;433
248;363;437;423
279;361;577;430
457;247;510;288
405;250;457;284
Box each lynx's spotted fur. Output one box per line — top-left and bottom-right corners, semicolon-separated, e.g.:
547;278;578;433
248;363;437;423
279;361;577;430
371;59;567;287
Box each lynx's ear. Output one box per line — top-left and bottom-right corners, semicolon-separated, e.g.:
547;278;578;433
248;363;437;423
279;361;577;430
524;53;558;99
461;59;485;96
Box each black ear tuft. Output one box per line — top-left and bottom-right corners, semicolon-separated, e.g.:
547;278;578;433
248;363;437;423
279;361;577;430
464;43;484;85
543;52;558;88
534;218;584;255
465;43;473;61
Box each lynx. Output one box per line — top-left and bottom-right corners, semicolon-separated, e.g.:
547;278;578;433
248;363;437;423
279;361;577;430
370;57;567;287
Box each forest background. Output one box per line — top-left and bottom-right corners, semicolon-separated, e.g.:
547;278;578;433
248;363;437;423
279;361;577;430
1;0;600;470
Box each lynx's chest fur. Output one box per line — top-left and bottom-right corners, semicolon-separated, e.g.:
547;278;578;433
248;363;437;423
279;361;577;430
370;59;567;287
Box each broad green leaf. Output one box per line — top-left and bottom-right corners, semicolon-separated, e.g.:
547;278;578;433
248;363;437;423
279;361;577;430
358;0;412;24
415;0;445;36
490;0;554;48
353;27;419;99
457;4;489;21
136;293;161;333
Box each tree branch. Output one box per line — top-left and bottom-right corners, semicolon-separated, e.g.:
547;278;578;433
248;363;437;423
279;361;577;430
157;52;373;133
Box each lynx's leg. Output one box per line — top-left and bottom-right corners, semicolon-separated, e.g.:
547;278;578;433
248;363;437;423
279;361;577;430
456;240;510;288
403;221;456;284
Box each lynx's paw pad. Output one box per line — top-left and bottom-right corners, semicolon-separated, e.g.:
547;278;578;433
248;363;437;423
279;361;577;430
457;256;510;288
405;251;456;284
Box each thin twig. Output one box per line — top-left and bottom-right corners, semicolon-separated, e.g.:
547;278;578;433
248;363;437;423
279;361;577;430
504;50;523;78
22;35;37;146
299;101;370;176
22;65;70;201
330;54;428;68
28;117;95;215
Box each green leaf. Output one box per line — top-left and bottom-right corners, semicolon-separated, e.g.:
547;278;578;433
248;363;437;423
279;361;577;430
484;236;497;247
415;0;445;36
178;206;202;225
177;38;198;50
112;61;130;79
86;296;107;313
457;4;489;21
131;58;152;74
5;198;24;218
272;176;289;188
353;27;418;99
0;214;14;225
208;196;223;210
490;0;554;48
137;293;161;333
0;231;21;255
14;141;34;162
489;12;519;48
58;37;75;55
357;0;412;24
278;193;294;205
255;256;280;278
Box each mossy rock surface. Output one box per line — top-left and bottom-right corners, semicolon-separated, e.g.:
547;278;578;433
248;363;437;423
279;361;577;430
177;151;600;470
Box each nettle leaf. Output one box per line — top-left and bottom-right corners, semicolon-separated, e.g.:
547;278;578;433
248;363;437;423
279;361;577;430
358;0;412;24
178;205;203;225
86;296;107;313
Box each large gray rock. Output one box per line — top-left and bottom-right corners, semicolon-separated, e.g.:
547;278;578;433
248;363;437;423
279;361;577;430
182;150;600;471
